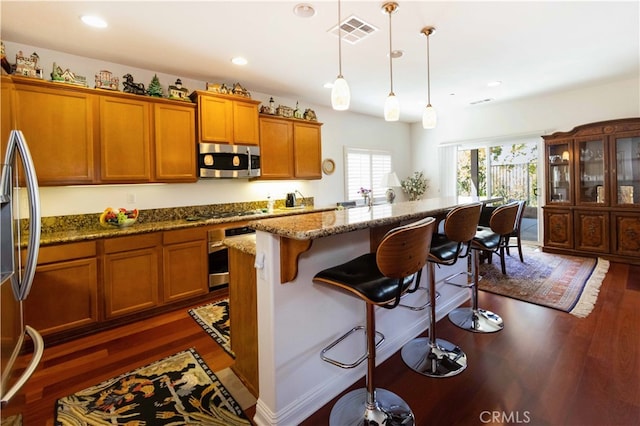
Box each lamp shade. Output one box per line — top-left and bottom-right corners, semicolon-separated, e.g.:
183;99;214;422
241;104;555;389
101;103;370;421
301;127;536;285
331;76;350;110
380;171;401;187
422;104;437;129
384;93;400;121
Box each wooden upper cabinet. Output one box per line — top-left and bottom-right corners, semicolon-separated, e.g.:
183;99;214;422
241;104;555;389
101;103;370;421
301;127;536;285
258;115;322;180
190;91;260;145
12;76;96;185
153;102;197;182
293;121;322;179
259;116;294;179
99;96;151;182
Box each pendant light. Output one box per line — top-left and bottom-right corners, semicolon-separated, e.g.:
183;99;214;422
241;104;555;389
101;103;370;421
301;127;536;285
382;2;399;121
331;0;350;110
421;26;437;129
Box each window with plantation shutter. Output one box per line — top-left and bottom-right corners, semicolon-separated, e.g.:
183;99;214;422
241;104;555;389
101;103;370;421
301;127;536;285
344;148;392;202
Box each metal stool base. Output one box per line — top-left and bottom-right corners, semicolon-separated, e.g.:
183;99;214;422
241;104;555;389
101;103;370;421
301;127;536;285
448;307;504;333
329;388;415;426
401;337;467;378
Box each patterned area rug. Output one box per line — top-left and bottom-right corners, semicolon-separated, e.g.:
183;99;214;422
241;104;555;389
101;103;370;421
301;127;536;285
478;244;609;318
189;299;233;357
55;348;250;425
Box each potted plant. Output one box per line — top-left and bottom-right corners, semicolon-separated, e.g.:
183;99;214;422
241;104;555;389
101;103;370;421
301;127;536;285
401;171;429;201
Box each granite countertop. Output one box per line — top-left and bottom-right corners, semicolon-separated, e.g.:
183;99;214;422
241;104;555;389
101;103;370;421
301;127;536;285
34;204;325;246
248;197;500;240
223;234;256;256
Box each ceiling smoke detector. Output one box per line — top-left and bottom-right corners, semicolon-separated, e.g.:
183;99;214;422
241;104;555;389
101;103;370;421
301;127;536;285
329;15;378;45
293;3;316;18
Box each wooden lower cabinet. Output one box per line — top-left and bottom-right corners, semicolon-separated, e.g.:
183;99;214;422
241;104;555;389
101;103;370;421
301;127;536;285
574;209;609;253
228;247;258;397
103;233;161;319
162;227;208;303
543;207;573;249
24;241;98;336
612;211;640;257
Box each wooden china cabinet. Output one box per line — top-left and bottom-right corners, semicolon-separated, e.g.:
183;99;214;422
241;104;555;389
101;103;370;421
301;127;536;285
543;118;640;263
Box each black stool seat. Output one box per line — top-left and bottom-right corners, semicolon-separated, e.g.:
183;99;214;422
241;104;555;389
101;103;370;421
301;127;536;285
472;226;502;250
314;216;436;426
314;253;417;305
428;233;467;263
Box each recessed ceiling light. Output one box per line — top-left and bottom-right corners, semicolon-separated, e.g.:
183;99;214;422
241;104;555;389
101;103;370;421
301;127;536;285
231;57;248;66
293;3;316;18
389;49;404;59
81;15;107;28
487;80;502;87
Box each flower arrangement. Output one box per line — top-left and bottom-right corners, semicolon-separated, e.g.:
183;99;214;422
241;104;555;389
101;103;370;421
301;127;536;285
401;171;429;201
358;187;372;206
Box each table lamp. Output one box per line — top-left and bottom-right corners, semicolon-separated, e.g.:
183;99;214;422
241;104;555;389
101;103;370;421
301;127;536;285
381;172;401;203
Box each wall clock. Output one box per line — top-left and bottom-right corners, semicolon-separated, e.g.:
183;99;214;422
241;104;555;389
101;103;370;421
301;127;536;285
322;158;335;175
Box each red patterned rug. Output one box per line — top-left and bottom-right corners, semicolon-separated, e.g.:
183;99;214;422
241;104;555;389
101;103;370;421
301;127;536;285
478;244;609;318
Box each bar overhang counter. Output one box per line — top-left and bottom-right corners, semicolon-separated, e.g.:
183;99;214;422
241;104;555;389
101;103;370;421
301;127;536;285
248;197;500;426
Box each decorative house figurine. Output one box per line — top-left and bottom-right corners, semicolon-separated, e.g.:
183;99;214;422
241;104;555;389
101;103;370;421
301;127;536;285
147;74;163;97
122;73;146;95
51;62;87;86
303;108;317;121
260;97;277;115
276;104;294;118
15;50;42;78
95;70;119;90
232;82;251;98
206;82;230;94
168;78;189;101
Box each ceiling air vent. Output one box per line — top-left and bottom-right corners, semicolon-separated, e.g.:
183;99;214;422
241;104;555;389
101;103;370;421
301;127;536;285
329;15;379;45
470;98;494;105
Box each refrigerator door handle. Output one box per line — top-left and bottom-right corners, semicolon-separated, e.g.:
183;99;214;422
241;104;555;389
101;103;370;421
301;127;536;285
0;326;44;405
3;130;41;300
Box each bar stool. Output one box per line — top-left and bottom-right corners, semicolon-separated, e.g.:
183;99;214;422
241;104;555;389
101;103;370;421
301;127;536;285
313;216;436;426
448;201;519;333
401;202;482;378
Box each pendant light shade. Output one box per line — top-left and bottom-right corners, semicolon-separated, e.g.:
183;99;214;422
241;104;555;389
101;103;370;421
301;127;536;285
382;2;399;122
331;0;350;110
421;26;437;129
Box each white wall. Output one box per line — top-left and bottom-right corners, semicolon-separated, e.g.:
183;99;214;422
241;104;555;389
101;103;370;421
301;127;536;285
411;76;640;197
4;41;412;216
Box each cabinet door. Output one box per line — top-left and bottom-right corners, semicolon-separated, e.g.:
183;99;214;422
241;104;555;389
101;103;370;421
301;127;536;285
610;131;640;207
259;117;293;179
13;79;96;185
103;234;161;319
543;208;573;249
293;122;322;179
611;211;640;257
162;228;208;303
99;96;151;182
545;139;572;205
199;95;233;143
575;136;608;206
233;100;260;145
154;103;196;182
574;209;609;253
23;241;98;335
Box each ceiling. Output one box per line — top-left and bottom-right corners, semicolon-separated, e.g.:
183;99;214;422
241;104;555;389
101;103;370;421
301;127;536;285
1;1;638;123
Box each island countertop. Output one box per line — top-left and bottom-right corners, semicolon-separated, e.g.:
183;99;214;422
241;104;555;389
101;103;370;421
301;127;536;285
249;197;498;240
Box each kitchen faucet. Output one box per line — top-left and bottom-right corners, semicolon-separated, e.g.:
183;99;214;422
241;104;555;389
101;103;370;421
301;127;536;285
295;190;306;207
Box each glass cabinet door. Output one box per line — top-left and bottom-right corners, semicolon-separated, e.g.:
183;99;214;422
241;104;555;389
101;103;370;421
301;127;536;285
611;132;640;206
546;140;572;204
575;137;607;205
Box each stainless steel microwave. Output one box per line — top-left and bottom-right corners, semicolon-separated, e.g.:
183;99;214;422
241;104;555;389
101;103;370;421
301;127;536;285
198;143;260;178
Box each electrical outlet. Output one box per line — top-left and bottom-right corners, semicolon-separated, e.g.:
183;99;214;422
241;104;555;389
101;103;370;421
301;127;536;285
126;193;136;204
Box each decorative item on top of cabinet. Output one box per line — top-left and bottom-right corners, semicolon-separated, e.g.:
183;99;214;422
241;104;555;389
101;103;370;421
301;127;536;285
1;41;11;75
14;50;42;78
276;104;294;118
303;108;317;121
122;73;147;95
168;78;190;101
147;74;163;97
95;70;119;90
51;62;87;86
542;117;640;264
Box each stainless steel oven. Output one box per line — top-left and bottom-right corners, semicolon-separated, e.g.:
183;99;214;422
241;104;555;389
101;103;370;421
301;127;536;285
207;225;256;291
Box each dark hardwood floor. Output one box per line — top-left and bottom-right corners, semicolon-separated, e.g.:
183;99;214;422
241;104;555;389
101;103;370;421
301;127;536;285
4;262;639;425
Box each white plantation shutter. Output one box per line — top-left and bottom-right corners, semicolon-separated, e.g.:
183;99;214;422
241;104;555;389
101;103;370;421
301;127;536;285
345;148;392;201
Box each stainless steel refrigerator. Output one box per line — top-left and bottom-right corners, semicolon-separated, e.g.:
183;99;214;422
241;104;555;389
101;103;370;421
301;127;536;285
1;130;44;420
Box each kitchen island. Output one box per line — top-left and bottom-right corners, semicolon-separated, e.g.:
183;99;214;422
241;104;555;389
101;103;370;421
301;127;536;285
247;197;495;426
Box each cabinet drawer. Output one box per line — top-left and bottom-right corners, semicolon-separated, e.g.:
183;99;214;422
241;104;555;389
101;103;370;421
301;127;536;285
37;241;96;264
163;227;207;245
103;233;162;253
